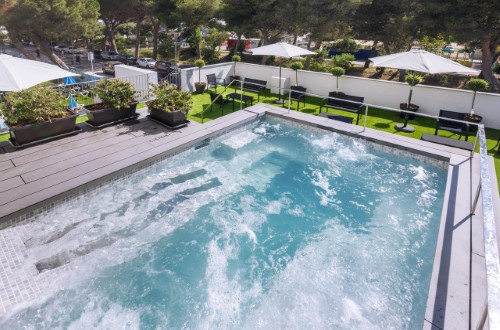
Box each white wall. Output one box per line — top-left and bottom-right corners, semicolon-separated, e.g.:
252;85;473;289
180;62;233;92
233;62;500;129
115;65;158;101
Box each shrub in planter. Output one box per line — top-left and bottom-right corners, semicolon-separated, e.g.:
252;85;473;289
0;86;77;145
465;78;488;116
194;59;206;94
331;66;345;92
232;54;241;76
146;82;193;127
290;61;303;86
84;79;137;126
399;73;423;119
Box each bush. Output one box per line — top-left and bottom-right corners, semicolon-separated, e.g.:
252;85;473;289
405;73;423;86
331;38;357;52
94;79;136;109
201;46;219;64
309;61;330;73
146;82;193;114
331;66;345;77
1;86;67;126
232;55;241;62
331;53;355;71
140;49;153;58
466;78;489;92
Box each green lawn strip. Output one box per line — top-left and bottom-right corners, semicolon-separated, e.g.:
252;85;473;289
190;88;500;188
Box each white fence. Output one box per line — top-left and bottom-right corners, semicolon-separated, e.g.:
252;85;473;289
180;62;500;129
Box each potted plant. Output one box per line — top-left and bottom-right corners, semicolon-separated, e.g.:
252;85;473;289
84;79;137;127
194;59;206;94
465;78;488;122
146;82;193;128
331;66;345;92
290;61;303;86
399;73;423;119
0;86;79;146
231;55;241;76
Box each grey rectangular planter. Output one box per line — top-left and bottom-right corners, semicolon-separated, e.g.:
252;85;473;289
85;102;138;127
9;113;78;146
149;108;187;128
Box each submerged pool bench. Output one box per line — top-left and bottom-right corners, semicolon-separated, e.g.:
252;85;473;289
234;78;267;101
319;92;364;125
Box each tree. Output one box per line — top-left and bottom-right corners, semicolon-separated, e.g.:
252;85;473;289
173;0;220;59
3;0;100;68
420;0;500;91
352;0;420;67
98;0;135;52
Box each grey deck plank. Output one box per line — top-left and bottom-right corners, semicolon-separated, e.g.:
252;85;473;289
0;133;136;182
0;142;154;208
0;160;13;172
425;154;473;329
9;123;148;166
0;176;24;194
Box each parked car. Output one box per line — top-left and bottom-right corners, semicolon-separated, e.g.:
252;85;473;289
102;61;122;75
116;54;137;65
62;46;83;54
101;51;119;60
54;45;67;52
137;58;156;69
155;60;173;71
443;45;454;52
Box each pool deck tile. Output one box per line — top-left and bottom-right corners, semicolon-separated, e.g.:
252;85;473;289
0;104;496;328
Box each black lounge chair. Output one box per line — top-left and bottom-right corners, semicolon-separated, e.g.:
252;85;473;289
206;74;226;90
286;86;307;110
209;91;230;115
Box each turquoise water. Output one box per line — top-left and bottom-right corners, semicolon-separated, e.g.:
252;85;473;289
2;119;446;329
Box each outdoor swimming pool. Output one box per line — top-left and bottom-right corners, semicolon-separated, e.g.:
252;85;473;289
1;118;447;329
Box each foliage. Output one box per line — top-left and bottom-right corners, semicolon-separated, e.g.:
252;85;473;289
331;38;357;52
94;79;136;109
194;59;205;84
309;61;330;73
201;47;219;64
331;53;355;71
465;78;489;92
146;82;193;114
492;64;500;74
232;55;241;62
405;73;423;86
290;61;303;72
331;66;346;77
0;86;67;126
140;49;154;58
418;35;446;53
158;32;176;59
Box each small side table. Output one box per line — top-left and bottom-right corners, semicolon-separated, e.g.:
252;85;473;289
226;93;254;111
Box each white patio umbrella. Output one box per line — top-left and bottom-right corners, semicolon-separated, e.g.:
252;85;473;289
251;42;315;103
369;49;478;74
369;50;478;132
0;54;78;92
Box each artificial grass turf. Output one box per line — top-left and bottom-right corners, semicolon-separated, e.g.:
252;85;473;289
189;88;500;188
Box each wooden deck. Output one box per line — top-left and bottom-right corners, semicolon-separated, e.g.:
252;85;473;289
0;107;260;222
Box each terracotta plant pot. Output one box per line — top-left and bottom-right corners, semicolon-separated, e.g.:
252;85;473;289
149;108;188;127
9;112;78;146
399;103;420;120
84;102;138;127
194;83;206;94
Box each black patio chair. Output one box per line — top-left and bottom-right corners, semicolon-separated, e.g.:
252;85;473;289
286;86;307;110
206;74;226;90
209;91;231;115
435;109;470;141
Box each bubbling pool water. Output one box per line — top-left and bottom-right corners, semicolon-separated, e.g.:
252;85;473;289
1;119;446;329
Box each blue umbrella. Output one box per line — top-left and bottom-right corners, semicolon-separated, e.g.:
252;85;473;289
64;76;77;85
68;94;78;110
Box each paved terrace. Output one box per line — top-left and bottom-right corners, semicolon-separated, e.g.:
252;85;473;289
0;105;498;328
